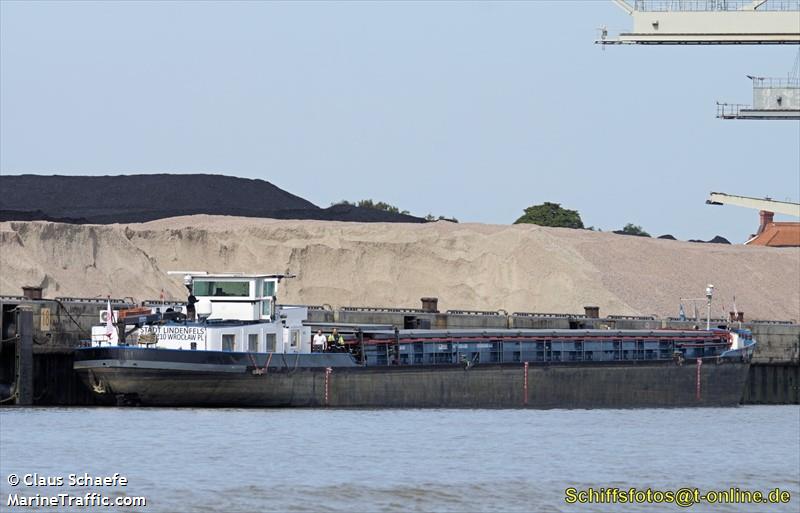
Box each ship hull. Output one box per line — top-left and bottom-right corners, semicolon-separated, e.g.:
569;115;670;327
74;347;750;408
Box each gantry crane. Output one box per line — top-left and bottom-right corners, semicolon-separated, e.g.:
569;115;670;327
598;0;800;45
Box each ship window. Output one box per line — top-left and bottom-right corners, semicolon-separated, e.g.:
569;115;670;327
263;281;276;297
262;297;273;317
222;334;235;352
248;334;259;352
291;330;299;347
194;281;250;297
265;333;276;352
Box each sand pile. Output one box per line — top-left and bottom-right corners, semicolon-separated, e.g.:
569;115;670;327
1;216;798;321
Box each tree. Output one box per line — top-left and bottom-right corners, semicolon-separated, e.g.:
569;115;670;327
425;214;459;223
333;199;458;221
514;202;584;229
618;223;651;237
332;199;409;215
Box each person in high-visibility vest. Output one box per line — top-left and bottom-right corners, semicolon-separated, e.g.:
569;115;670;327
327;328;345;351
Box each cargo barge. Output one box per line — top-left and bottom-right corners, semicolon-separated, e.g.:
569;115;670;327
73;273;755;408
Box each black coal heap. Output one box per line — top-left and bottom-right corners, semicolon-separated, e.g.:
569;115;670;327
0;174;425;224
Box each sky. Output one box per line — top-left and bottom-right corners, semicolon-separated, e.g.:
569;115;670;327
1;0;798;242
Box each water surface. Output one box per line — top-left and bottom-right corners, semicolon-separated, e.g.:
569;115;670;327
1;406;798;512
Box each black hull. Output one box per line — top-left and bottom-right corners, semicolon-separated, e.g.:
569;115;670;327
74;348;750;408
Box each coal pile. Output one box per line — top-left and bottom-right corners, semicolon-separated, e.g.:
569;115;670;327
0;174;425;224
612;230;650;237
689;236;731;245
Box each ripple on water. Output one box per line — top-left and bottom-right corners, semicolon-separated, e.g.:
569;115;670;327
0;406;797;512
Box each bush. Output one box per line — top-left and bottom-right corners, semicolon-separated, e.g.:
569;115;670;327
514;202;584;229
332;199;409;215
617;223;651;237
425;214;458;223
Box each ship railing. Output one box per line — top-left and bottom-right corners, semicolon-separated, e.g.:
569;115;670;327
606;314;657;320
278;304;331;311
751;319;797;325
632;0;800;12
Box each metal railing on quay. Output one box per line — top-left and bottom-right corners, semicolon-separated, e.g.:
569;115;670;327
341;306;429;314
54;296;128;304
445;309;505;316
512;312;587;319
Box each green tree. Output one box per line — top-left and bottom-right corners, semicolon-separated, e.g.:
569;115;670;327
619;223;651;237
514;202;584;229
332;199;409;215
425;214;459;223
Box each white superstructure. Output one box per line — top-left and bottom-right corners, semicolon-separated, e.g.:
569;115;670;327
91;273;311;354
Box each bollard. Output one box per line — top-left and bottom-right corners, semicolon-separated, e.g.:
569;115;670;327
15;307;34;405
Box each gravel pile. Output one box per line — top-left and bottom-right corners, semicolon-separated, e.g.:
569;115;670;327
1;216;797;321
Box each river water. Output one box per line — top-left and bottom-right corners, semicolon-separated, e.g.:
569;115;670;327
1;406;798;512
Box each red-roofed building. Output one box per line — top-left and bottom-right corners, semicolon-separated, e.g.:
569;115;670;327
746;211;800;247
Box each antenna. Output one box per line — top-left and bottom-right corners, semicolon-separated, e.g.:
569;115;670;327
705;284;715;331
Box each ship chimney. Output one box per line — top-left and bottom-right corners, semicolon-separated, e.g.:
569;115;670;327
22;286;43;300
728;311;744;322
420;297;439;313
758;210;774;235
584;306;600;319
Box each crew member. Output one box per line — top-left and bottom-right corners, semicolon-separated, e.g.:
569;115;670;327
186;290;198;321
327;328;345;351
312;330;327;352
